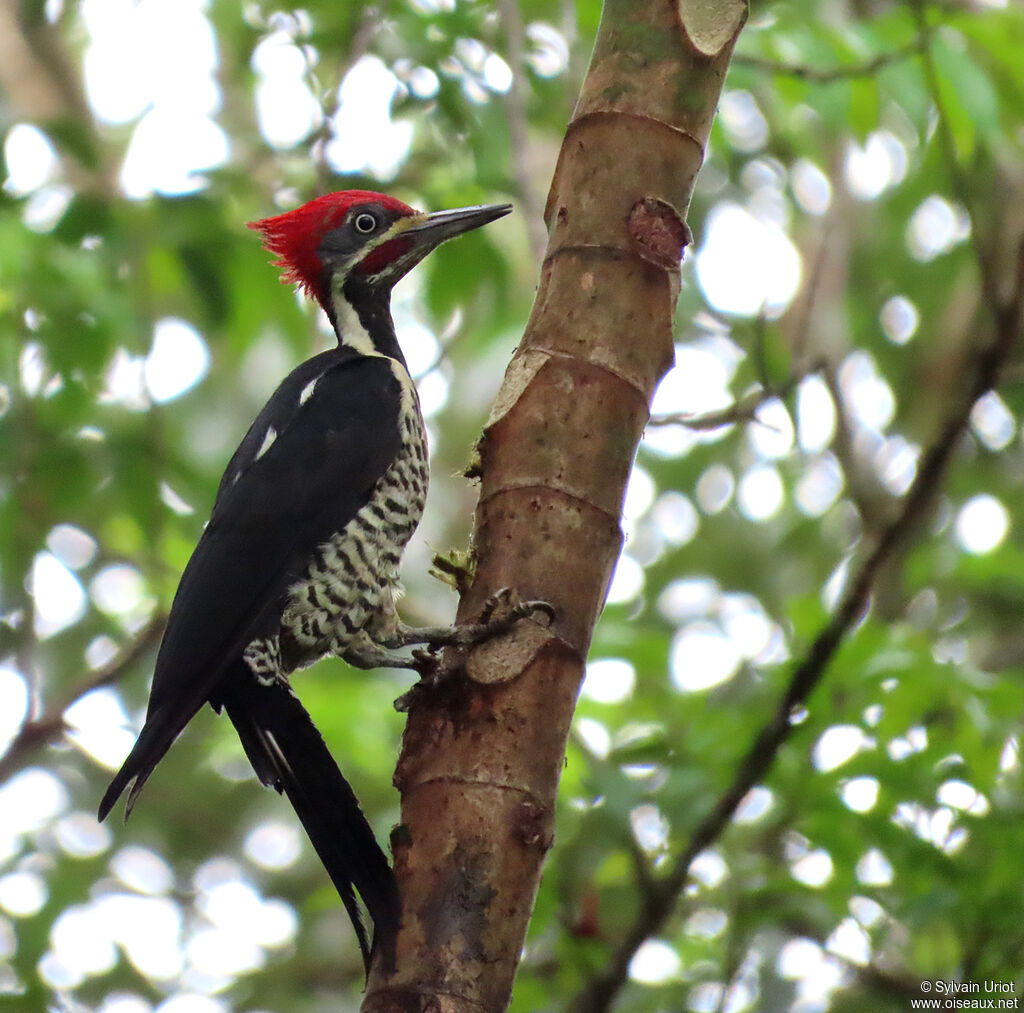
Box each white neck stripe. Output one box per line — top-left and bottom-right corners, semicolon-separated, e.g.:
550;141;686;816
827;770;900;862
332;296;379;357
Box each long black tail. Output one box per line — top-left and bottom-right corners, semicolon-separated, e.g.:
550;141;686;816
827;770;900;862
219;665;399;973
98;686;212;823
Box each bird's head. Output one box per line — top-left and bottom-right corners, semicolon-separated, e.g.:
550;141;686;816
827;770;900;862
248;190;512;316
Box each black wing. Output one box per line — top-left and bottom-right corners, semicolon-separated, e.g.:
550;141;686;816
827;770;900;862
99;348;403;815
151;348;402;715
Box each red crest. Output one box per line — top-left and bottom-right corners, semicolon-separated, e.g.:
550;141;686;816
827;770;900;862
247;191;415;308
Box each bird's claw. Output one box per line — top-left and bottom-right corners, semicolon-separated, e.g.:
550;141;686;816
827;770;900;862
478;586;555;630
411;645;440;669
507;598;555;627
395;647;453;711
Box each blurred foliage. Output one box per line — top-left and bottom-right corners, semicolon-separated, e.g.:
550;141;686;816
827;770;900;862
1;1;1024;1012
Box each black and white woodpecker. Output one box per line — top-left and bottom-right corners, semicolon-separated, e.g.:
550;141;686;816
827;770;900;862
98;191;513;971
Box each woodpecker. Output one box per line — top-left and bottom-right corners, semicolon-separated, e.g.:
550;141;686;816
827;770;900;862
98;190;512;971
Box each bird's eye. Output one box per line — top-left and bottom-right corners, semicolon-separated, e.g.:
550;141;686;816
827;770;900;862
354;212;378;234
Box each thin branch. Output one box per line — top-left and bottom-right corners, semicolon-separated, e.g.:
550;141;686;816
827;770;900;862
648;373;804;431
651;231;832;433
411;319;469;382
650;344;827;433
411;341;451;384
572;11;1024;1012
567;155;1024;1013
731;44;916;85
0;615;165;783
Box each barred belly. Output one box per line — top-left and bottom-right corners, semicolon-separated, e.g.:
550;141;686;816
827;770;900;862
243;386;428;682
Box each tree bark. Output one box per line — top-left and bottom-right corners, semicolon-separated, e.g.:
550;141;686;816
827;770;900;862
362;2;747;1010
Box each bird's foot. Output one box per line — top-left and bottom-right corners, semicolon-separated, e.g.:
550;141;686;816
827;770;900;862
340;631;423;672
391;589;554;712
385;588;555;652
389;646;445;702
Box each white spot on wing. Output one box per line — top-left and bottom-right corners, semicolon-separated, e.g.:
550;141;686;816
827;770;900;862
256;426;277;460
299;377;318;405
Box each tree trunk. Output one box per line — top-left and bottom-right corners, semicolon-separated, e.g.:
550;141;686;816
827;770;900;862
362;2;747;1009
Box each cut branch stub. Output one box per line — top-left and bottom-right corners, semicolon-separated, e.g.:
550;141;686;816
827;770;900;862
677;0;748;57
628;197;693;270
544;113;701;259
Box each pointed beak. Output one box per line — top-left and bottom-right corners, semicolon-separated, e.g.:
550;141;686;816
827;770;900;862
401;203;513;249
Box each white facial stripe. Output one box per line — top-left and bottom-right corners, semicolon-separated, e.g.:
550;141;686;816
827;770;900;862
324;218;418;289
255;426;277;460
331;294;377;356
